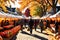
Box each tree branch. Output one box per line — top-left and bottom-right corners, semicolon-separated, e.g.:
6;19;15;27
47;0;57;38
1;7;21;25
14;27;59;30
47;0;52;7
45;0;47;4
52;0;55;5
55;0;58;5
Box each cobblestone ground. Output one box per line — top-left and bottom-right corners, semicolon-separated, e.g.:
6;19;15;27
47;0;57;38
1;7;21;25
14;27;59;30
15;28;48;40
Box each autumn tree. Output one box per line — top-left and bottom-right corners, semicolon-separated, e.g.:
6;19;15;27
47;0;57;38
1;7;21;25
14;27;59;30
20;0;34;11
29;1;42;17
19;0;48;16
47;0;58;14
0;0;8;12
20;0;41;11
40;0;49;16
33;6;42;17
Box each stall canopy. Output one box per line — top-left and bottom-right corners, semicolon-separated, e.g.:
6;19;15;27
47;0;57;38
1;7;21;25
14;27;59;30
40;14;51;19
32;16;40;19
50;11;60;18
0;12;24;19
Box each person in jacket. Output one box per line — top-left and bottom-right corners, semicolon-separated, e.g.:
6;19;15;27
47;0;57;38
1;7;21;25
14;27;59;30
4;20;9;26
29;18;34;34
1;20;4;27
46;20;50;28
39;19;44;33
34;19;38;31
20;19;24;31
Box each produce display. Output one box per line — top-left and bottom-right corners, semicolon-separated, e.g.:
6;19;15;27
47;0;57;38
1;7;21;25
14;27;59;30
0;25;21;38
3;25;14;29
0;18;21;40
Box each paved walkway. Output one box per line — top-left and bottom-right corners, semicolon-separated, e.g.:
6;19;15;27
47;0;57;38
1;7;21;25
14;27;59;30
14;29;48;40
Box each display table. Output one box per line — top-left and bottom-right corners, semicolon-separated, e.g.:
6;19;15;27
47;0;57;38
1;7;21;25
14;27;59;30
0;25;21;38
3;25;14;29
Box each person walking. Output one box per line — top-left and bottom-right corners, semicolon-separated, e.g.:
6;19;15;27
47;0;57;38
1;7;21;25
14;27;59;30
34;19;37;31
13;20;16;26
21;19;24;31
1;20;4;27
39;19;44;33
29;18;34;34
46;20;50;28
55;20;58;33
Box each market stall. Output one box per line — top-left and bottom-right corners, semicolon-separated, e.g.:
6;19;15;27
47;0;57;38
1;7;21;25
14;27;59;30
0;11;24;40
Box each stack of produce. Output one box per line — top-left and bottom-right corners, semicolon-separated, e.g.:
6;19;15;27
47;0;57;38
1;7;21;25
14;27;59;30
0;25;21;38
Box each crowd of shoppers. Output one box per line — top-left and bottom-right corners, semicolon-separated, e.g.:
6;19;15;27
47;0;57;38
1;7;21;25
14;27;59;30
0;18;59;34
9;17;59;35
17;18;60;35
